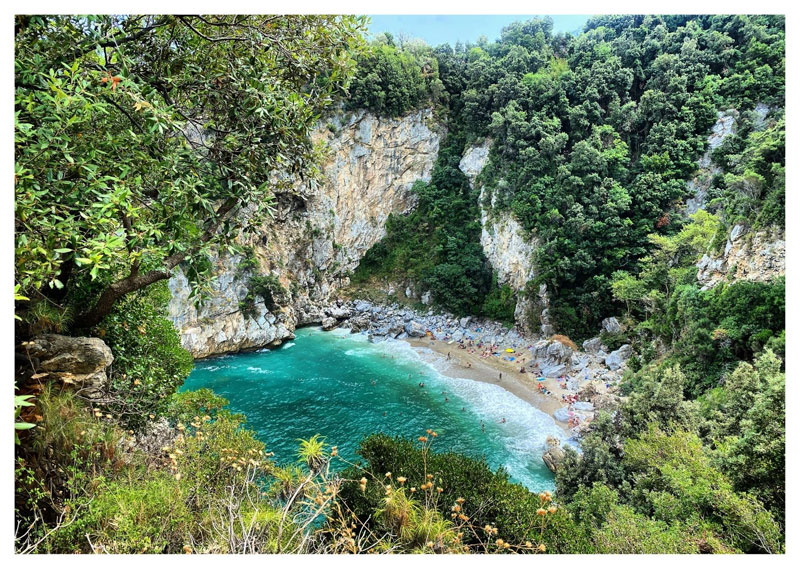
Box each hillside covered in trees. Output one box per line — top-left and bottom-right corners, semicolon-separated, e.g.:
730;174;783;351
14;15;785;555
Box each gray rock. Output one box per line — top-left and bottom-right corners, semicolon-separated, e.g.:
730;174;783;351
572;401;595;412
24;334;114;398
605;344;633;371
421;291;432;305
542;436;566;474
321;317;338;331
404;321;427;338
601;317;622;334
582;337;605;354
459;316;471;328
730;223;746;242
553;407;571;423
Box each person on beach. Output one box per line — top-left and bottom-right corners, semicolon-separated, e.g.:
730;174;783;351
447;352;451;360
498;372;502;382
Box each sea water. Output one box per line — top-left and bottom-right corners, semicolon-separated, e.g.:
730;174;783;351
180;327;563;491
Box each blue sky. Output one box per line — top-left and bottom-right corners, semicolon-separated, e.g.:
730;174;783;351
367;15;591;46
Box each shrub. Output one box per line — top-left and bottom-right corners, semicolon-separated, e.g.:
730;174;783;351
94;281;194;429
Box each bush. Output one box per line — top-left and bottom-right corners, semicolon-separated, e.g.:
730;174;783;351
93;281;194;429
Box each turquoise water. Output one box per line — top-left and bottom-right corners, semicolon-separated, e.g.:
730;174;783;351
180;327;563;491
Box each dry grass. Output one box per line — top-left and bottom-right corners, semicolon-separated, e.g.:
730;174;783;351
550;334;578;351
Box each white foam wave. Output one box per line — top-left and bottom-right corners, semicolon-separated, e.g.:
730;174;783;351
246;366;273;375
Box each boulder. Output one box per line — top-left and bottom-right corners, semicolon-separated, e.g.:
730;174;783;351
601;317;622;334
542;436;566;473
531;339;574;377
420;291;432;305
582;337;606;354
321;317;338;331
23;334;113;399
572;401;594;412
326;305;351;319
605;344;633;371
404;321;427;338
553;407;571;423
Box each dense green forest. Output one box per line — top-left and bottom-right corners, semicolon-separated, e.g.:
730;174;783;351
14;14;785;554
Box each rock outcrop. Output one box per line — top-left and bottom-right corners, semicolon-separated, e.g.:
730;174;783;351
696;224;785;290
22;334;114;398
542;436;566;473
168;109;444;357
459;140;542;333
686;109;738;214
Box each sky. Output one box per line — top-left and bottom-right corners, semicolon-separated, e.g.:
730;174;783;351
367;15;591;47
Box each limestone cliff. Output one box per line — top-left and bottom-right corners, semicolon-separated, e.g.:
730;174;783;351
458;140;543;334
168;109;444;358
696;224;785;290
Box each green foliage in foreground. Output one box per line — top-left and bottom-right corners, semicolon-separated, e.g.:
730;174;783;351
93;282;194;429
555;349;785;549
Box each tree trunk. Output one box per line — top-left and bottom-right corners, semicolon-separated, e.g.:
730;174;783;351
73;196;239;329
72;268;173;329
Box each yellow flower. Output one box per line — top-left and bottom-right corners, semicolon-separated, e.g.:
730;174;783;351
538;544;546;552
536;508;547;516
385;471;392;478
360;477;367;485
397;476;407;484
548;506;557;514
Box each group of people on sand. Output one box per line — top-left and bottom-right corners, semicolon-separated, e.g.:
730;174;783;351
562;393;579;404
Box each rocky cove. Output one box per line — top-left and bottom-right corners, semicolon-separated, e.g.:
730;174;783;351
161;105;784;471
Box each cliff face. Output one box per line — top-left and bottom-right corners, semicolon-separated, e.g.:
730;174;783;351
459;141;543;333
168;109;443;358
696;224;785;290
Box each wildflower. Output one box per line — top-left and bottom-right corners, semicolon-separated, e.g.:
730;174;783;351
536;508;547;516
385;472;392;478
133;379;141;386
426;474;433;480
525;541;532;549
431;431;438;437
396;476;407;484
175;473;182;481
538;544;546;552
410;487;416;493
418;436;428;443
503;542;510;549
182;545;192;554
437;487;443;493
548;506;557;514
456;497;465;504
148;414;155;419
331;446;338;457
360;477;367;485
496;539;504;546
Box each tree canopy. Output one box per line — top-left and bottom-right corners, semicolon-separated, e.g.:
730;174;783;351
15;15;367;328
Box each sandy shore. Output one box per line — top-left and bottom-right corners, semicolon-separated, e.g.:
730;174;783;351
404;336;571;432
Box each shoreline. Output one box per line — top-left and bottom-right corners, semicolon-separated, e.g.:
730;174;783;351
402;336;572;434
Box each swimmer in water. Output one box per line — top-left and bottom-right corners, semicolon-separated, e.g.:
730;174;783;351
481;421;485;433
500;417;506;424
419;382;425;388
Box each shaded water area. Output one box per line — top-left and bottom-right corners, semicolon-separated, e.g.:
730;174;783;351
181;327;563;491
